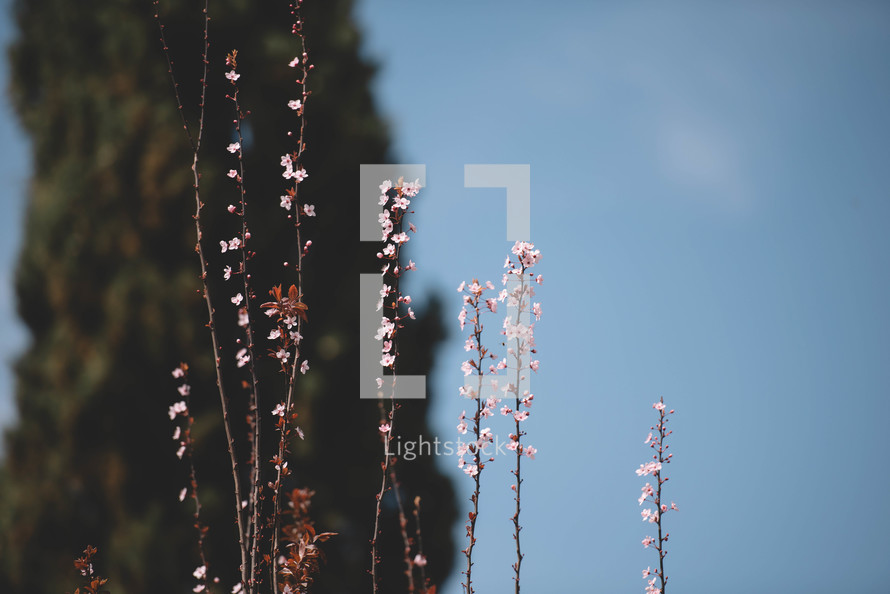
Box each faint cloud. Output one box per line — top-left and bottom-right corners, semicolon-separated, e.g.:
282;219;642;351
657;115;748;209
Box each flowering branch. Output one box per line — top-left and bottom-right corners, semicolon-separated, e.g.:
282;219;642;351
270;5;315;588
500;241;542;594
170;364;212;593
154;1;250;585
370;177;421;593
456;279;500;594
221;48;269;593
637;397;677;594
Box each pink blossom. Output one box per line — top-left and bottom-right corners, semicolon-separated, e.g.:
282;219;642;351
513;411;529;422
172;367;185;378
303;204;316;216
288;57;300;68
379;423;391;433
280;195;292;210
413;554;427;567
177;384;190;397
653;401;665;411
227;169;238;178
225;70;240;81
172;426;181;440
401;179;421;196
639;483;654;505
227;204;237;213
288;99;302;110
226;142;240;154
294;168;308;182
179;488;187;502
272;403;286;417
524;445;537;459
299;360;310;374
231;293;243;306
236;348;249;368
636;461;662;476
168;400;187;420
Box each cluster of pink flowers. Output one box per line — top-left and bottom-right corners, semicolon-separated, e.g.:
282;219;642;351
456;280;502;476
637;398;677;594
374;178;420;374
169;364;190;462
500;241;542;462
453;241;543;471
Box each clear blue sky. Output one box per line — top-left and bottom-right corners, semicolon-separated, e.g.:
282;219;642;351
1;1;889;593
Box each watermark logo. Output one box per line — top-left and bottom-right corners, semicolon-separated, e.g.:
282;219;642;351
358;164;531;400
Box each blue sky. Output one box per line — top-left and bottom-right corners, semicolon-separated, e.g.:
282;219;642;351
0;0;29;433
1;1;889;592
353;1;890;592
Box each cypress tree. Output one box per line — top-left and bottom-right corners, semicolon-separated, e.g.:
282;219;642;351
0;1;455;592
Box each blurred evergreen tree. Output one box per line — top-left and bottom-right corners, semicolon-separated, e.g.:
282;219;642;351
0;1;455;592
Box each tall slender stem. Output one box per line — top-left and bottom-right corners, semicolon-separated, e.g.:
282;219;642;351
154;1;250;584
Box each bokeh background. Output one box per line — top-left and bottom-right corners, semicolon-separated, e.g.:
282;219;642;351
1;1;889;593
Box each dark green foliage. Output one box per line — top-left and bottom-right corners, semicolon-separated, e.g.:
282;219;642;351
0;1;455;592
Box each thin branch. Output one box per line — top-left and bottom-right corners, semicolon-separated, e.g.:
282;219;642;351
412;496;429;593
154;1;250;584
272;4;313;589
